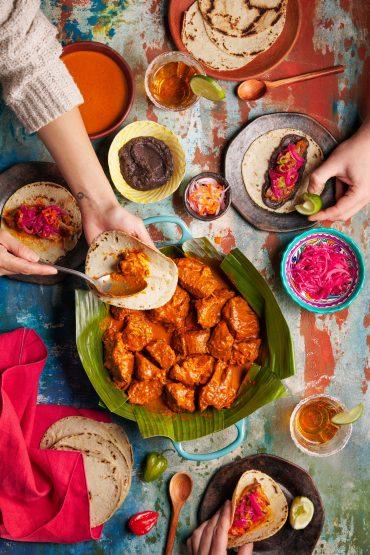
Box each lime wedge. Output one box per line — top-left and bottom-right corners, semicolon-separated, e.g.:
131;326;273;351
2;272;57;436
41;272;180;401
331;403;364;425
295;193;323;216
190;75;226;101
289;497;314;530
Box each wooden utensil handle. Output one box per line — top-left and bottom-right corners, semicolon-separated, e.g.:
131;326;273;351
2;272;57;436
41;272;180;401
165;506;181;555
270;65;344;89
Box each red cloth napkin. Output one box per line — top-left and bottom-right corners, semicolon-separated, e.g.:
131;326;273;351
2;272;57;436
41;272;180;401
0;327;111;543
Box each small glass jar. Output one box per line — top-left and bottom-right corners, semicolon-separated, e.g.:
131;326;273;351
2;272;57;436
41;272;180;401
290;394;352;457
145;51;204;111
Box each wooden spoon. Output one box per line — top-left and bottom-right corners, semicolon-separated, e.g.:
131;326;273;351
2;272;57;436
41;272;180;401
165;472;193;555
237;65;344;101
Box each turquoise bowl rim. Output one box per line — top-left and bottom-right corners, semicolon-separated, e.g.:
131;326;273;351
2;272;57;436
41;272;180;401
281;227;365;314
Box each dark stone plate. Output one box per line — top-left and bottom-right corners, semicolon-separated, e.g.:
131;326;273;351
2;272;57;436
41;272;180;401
225;112;337;232
199;454;324;554
0;162;87;285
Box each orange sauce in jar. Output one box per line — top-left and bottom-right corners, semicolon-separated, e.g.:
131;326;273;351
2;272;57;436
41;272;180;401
62;50;129;136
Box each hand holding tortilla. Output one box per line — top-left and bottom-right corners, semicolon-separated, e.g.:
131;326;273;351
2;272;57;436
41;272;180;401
85;230;178;309
187;500;253;555
0;229;57;277
308;117;370;221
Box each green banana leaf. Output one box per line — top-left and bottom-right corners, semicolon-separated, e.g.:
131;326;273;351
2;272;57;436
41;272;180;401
75;238;294;441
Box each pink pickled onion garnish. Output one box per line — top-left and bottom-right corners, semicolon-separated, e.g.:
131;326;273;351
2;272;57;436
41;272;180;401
288;142;305;164
15;204;69;239
249;492;264;522
269;144;304;198
291;243;354;300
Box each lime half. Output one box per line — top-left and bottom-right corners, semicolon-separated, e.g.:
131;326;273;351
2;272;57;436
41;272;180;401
289;497;314;530
295;193;323;216
190;75;226;101
331;403;364;425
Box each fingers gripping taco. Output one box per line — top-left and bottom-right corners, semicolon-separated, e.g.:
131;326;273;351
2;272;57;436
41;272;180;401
228;470;288;548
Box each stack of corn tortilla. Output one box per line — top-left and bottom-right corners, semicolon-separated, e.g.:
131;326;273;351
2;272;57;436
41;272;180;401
40;417;133;527
182;0;288;71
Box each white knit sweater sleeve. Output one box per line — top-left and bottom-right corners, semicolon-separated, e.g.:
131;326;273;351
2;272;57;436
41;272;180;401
0;0;83;133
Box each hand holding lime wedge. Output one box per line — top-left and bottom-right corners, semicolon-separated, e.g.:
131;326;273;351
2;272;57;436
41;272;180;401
289;496;314;530
190;75;226;102
331;403;364;425
295;193;323;216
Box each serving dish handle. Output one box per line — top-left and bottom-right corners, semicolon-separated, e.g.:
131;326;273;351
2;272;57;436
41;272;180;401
171;419;246;461
143;215;192;246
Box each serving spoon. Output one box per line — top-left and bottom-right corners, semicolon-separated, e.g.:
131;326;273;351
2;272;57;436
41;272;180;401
48;264;146;297
165;472;193;555
237;65;344;101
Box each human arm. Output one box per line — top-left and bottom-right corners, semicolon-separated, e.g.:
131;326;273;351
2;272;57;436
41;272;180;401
187;500;253;555
0;1;153;277
308;117;370;221
38;108;154;246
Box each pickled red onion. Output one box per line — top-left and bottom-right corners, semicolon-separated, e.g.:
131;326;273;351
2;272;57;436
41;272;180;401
249;492;264;521
291;243;354;300
288;143;305;164
14;204;69;239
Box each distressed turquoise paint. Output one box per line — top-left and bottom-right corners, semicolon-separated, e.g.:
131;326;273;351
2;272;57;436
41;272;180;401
0;1;369;554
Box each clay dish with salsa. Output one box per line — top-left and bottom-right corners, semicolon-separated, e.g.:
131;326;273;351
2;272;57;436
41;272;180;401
62;41;135;140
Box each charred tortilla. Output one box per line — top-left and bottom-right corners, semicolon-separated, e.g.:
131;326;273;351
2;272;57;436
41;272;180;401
262;134;309;209
1;182;82;263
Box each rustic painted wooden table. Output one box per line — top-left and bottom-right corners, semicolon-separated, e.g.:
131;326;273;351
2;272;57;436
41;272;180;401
0;1;368;554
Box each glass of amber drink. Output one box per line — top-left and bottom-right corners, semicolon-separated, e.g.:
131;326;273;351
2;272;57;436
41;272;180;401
290;394;352;457
145;51;204;111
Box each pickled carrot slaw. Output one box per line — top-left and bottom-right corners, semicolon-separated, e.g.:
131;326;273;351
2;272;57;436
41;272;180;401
187;177;228;216
12;203;72;239
291;242;354;300
269;143;305;200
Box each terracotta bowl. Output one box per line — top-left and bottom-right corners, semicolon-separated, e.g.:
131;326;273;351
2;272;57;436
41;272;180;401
168;0;301;82
62;41;135;140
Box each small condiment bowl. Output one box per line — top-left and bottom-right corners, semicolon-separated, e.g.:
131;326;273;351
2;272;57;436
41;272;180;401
62;41;135;140
281;228;365;314
183;172;231;221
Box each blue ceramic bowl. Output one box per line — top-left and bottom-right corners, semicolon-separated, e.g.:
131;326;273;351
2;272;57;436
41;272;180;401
281;228;365;314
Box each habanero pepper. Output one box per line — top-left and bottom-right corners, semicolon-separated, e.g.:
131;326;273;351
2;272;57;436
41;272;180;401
143;452;168;482
128;510;159;536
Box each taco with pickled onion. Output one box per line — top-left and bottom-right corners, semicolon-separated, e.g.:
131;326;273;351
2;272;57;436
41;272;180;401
242;128;324;214
1;182;82;263
228;469;288;548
